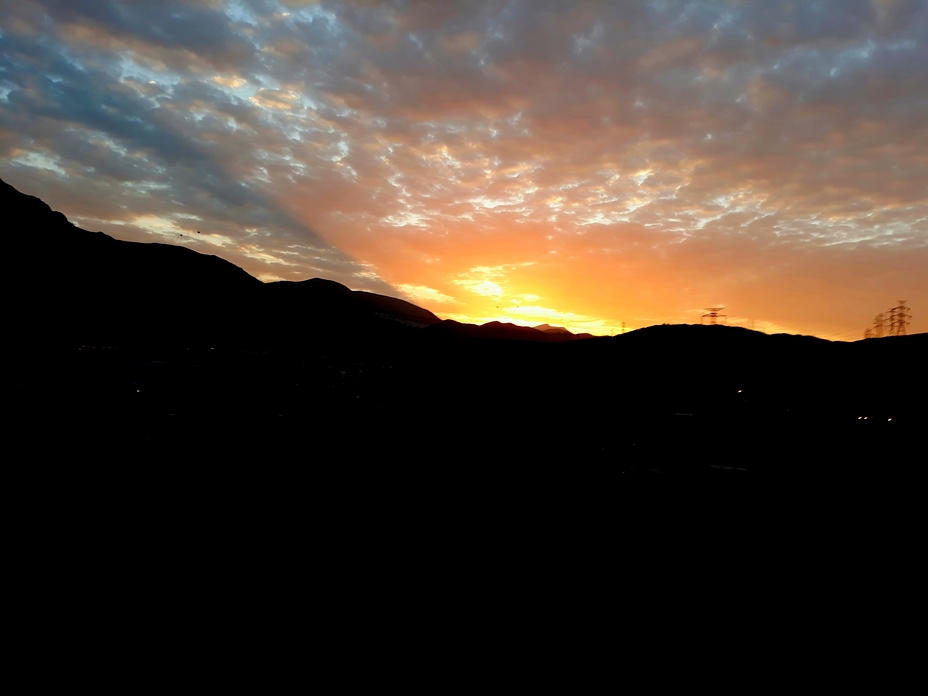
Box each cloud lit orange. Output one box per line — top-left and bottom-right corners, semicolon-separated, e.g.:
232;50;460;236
1;0;925;338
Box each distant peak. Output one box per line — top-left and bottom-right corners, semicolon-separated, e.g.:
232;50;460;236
533;323;572;334
297;278;353;294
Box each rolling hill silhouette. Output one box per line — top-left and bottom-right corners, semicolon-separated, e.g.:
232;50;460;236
3;176;443;348
425;319;590;342
4;177;590;348
6;176;924;476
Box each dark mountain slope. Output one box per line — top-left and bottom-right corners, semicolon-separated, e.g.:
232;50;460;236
351;291;441;327
4;177;433;349
263;278;441;332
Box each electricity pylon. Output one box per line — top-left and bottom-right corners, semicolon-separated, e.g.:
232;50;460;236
886;301;911;336
701;307;726;325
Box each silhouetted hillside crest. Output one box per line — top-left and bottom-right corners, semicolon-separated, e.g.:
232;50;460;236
4;177;441;346
5;176;923;361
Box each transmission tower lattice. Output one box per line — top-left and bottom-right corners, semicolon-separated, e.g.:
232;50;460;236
886;301;911;337
701;307;727;325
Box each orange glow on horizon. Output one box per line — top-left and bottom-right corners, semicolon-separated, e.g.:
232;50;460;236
1;0;923;339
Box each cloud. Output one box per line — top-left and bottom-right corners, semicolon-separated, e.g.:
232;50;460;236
29;0;256;70
0;18;398;294
397;284;457;305
1;0;925;335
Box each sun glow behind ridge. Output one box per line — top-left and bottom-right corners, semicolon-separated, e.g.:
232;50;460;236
0;0;924;337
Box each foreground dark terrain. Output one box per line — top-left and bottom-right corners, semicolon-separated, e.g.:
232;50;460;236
7;177;925;478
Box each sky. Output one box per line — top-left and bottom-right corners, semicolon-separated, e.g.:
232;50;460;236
1;0;926;338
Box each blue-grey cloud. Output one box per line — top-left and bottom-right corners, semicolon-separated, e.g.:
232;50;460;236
0;8;397;292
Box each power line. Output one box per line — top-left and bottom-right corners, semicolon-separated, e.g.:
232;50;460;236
823;324;871;340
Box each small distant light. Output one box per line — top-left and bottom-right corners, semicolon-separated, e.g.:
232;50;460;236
858;416;862;420
888;418;892;422
864;416;868;419
136;390;140;393
738;390;742;393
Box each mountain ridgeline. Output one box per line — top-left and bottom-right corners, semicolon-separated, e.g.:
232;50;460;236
7;177;925;474
3;176;592;348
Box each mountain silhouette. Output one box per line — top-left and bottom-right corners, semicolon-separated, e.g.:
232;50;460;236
534;323;595;339
6;176;924;476
425;319;591;342
533;323;571;334
3;177;438;348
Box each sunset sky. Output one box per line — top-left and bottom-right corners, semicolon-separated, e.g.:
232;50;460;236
1;0;926;337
